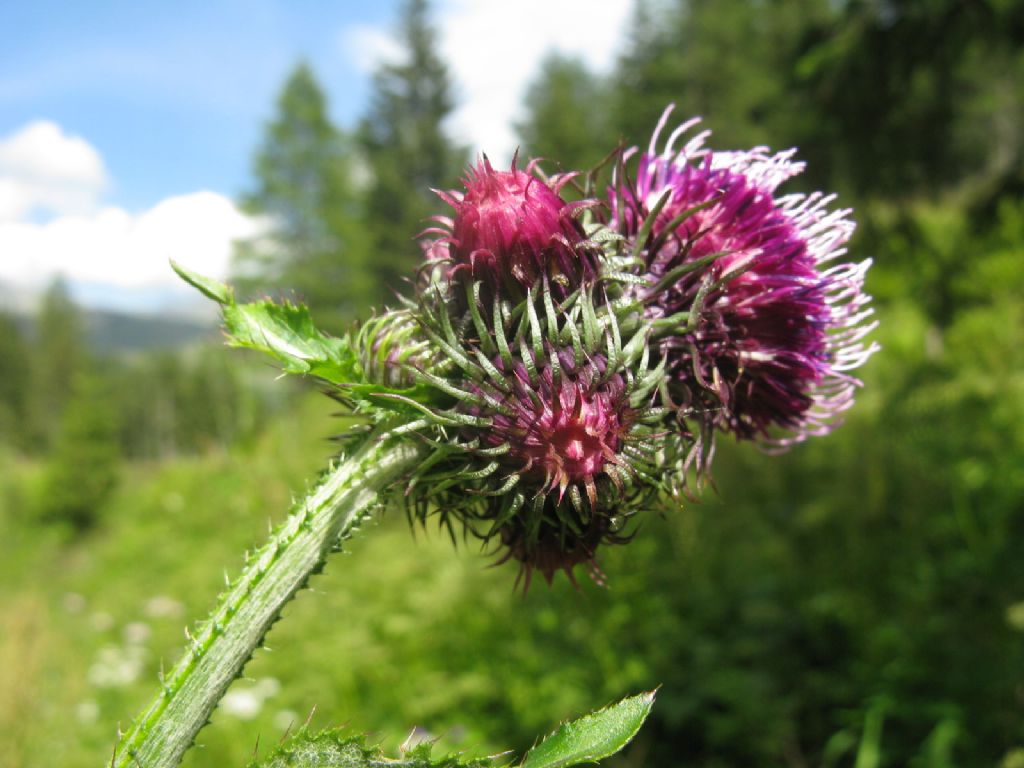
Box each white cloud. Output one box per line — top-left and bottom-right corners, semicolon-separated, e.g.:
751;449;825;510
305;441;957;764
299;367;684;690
0;120;260;306
439;0;633;161
0;121;108;221
0;190;260;291
342;0;633;164
343;23;406;73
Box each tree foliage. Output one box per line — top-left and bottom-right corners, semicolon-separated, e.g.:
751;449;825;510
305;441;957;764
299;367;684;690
26;278;85;452
108;348;271;460
516;53;615;175
792;0;1024;198
234;62;373;330
0;312;29;449
358;0;466;305
38;369;120;531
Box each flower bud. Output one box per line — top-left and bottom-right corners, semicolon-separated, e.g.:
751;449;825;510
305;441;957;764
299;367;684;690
357;309;437;389
424;157;599;300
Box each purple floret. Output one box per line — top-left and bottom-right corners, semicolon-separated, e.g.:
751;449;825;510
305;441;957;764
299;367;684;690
423;156;599;300
613;107;878;446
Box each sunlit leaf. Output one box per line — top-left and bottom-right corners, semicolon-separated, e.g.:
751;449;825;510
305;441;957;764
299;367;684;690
171;260;234;305
521;691;656;768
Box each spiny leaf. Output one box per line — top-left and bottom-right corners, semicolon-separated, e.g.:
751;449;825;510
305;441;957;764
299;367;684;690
174;265;444;415
221;299;360;384
171;260;233;305
173;262;358;385
247;729;497;768
520;691;656;768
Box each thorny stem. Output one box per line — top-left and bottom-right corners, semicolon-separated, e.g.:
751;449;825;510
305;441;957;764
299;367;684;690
110;433;427;768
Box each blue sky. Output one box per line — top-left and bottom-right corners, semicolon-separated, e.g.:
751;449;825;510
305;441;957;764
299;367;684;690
0;0;633;313
0;0;395;211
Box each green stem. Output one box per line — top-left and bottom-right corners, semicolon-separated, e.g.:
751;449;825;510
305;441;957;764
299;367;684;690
111;433;427;768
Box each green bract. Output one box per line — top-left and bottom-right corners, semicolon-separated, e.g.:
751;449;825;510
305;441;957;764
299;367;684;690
391;271;671;587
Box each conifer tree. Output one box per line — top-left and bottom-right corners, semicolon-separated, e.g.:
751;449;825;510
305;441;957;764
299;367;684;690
613;0;829;152
0;312;29;449
39;369;120;531
793;0;1023;199
27;278;84;451
358;0;465;304
234;62;372;329
612;0;682;146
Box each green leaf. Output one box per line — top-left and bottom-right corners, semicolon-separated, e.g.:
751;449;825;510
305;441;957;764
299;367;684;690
247;729;497;768
521;691;656;768
220;299;359;384
170;260;233;305
173;264;441;415
172;261;360;386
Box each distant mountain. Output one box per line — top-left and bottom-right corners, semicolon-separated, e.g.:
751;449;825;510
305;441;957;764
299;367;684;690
82;309;217;353
7;306;217;354
1;278;219;353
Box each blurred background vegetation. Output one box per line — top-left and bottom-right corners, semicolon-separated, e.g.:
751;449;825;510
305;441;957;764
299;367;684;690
1;0;1023;766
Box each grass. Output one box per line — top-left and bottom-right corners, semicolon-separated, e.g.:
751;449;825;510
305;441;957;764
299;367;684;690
6;356;1017;767
0;393;608;767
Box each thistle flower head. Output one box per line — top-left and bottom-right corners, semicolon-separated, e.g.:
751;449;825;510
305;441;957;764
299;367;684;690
356;309;438;389
613;108;879;446
467;351;640;587
424;157;599;299
474;351;629;510
401;281;667;588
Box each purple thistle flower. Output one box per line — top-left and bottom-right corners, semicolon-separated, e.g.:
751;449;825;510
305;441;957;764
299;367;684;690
473;351;632;511
613;107;878;446
424;156;599;299
401;277;668;589
466;350;640;588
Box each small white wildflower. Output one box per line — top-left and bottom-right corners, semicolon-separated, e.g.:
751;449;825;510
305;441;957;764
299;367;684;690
63;592;86;613
123;621;151;645
76;699;99;723
88;644;145;688
274;709;298;731
143;595;185;619
220;689;263;720
219;677;280;720
90;612;114;632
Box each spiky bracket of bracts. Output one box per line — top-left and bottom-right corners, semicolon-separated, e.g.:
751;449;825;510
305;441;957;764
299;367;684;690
373;271;673;588
355;308;444;390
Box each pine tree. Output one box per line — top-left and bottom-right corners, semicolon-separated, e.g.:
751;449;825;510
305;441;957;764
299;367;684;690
793;0;1023;199
358;0;466;304
234;62;372;330
612;0;683;146
27;278;84;452
613;0;829;153
39;369;120;531
0;312;29;449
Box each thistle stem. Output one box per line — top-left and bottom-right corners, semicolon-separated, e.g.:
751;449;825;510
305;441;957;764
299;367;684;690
111;433;426;768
